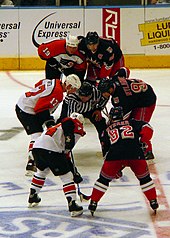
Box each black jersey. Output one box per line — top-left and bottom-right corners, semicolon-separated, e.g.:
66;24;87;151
104;119;152;161
78;36;122;76
111;77;157;118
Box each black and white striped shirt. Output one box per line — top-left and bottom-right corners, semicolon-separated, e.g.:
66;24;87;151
59;86;108;118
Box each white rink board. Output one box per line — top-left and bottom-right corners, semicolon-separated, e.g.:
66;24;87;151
0;7;170;57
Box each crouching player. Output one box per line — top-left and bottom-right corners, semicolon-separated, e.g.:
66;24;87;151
88;106;159;216
27;113;86;217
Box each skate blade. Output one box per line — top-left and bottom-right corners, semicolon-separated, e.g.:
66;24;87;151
70;210;83;217
25;170;34;177
90;211;94;216
28;202;40;208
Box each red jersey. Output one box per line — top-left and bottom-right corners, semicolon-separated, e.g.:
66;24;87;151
38;39;87;74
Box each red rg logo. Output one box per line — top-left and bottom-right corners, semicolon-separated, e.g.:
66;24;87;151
102;8;120;45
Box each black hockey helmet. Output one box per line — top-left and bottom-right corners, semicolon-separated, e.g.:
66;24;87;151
78;81;93;96
85;31;99;45
98;78;114;93
115;67;130;78
109;106;123;121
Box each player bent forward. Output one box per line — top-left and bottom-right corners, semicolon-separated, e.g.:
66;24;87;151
88;106;159;216
15;74;81;176
28;113;86;217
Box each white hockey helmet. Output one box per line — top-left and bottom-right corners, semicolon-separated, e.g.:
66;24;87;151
70;112;85;125
65;74;81;89
66;35;79;47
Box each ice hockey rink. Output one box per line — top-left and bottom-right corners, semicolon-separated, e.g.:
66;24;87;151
0;69;170;238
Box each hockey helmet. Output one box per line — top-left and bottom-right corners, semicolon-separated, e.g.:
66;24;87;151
98;78;114;93
115;67;130;78
78;82;93;97
65;74;81;89
66;35;79;47
109;106;123;121
85;31;99;45
70;112;85;125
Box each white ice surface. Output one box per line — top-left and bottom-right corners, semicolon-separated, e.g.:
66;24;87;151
0;69;170;238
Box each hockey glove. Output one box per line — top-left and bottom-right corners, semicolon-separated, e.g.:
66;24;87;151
45;116;55;128
92;110;102;121
65;134;75;150
47;58;59;69
73;172;83;184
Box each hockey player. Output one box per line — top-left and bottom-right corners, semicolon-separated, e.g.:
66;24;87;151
78;31;124;85
57;81;109;155
28;113;86;217
98;67;157;160
88;106;159;216
38;35;87;81
15;74;81;176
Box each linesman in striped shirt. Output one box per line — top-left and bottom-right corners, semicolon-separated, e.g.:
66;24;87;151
57;81;109;155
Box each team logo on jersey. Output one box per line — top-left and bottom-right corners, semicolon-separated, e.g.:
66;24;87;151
106;46;113;53
32;12;81;48
98;54;103;59
113;97;119;104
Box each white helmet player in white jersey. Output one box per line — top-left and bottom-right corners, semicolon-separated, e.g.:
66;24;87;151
65;74;81;91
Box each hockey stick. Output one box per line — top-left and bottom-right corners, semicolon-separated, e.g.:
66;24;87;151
70;151;91;201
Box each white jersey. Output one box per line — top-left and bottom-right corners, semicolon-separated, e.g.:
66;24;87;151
33;122;83;153
17;78;63;114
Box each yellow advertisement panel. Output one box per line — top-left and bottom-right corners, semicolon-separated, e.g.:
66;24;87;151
139;20;170;46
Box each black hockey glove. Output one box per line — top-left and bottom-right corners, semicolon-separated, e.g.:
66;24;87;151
45;116;55;128
73;171;83;184
47;58;59;69
65;134;75;150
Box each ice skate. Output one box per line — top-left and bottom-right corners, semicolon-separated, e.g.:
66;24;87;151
68;198;83;217
28;188;41;208
25;156;37;176
150;199;159;214
88;200;97;216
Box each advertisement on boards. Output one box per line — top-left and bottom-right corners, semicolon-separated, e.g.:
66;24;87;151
102;8;120;45
0;9;19;56
19;8;84;56
82;8;121;44
118;7;170;56
31;10;83;48
0;6;170;69
138;8;170;55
